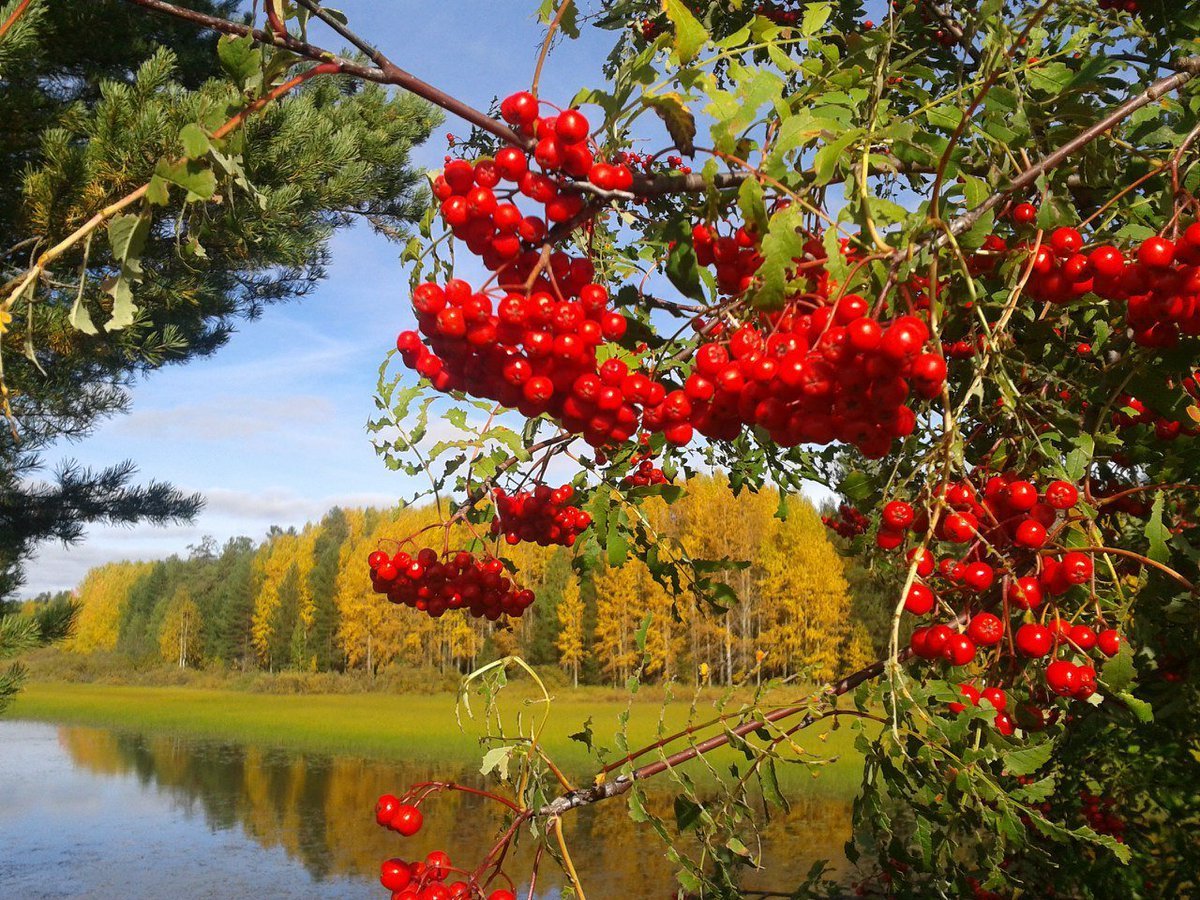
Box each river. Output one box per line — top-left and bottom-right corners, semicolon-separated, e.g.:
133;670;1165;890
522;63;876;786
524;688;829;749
0;719;856;898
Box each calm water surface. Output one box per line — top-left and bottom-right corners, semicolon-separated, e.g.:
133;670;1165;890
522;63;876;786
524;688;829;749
0;719;853;898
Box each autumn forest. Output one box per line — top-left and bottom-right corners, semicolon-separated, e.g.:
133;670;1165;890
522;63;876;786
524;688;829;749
56;479;883;687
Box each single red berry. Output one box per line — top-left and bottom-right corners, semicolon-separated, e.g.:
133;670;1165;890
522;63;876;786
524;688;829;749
944;633;976;666
1011;202;1037;225
380;859;412;893
1138;236;1175;269
1097;629;1121;657
1014;519;1047;549
962;562;995;592
1045;659;1079;696
375;794;401;827
981;686;1007;710
968;612;1004;646
1016;623;1053;658
1068;624;1097;651
1060;550;1093;585
904;583;936;616
882;500;915;530
949;682;981;714
555;108;591;145
390;804;423;837
1044;480;1079;509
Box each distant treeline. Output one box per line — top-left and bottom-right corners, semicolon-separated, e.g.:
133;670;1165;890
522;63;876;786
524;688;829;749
52;478;889;686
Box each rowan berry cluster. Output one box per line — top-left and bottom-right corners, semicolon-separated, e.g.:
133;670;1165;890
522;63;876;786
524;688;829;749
1010;216;1200;347
621;452;670;487
823;503;870;539
374;795;515;900
367;548;534;619
490;484;591;546
874;473;1130;734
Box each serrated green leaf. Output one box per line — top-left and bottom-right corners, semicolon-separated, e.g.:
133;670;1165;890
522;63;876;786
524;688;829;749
179;123;210;160
1002;740;1054;776
1146;493;1170;564
645;93;696;157
666;240;705;301
662;0;707;64
751;204;805;309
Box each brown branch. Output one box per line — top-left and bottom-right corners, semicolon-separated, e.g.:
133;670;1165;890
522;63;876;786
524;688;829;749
536;652;901;817
946;55;1200;243
0;0;33;43
121;0;531;149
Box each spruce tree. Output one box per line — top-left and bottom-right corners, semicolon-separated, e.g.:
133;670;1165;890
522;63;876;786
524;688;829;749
0;0;438;598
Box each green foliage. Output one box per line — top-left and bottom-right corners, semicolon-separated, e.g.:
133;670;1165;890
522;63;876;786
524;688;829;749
0;0;438;600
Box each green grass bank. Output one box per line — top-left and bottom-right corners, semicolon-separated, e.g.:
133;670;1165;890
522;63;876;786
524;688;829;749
11;680;866;795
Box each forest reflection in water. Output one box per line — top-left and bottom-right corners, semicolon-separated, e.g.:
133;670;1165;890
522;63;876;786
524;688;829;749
2;720;855;897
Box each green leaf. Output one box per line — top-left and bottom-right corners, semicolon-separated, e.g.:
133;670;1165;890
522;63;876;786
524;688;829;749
568;717;594;751
751;204;805;309
1102;643;1136;693
840;471;873;502
179;123;211;160
1115;691;1154;723
666;240;705;301
738;175;768;234
801;1;832;35
607;507;629;566
645;93;697;157
635;612;652;651
217;34;263;89
661;0;707;64
813;128;862;184
1002;740;1053;776
480;746;512;780
1146;493;1170;564
673;795;703;832
102;213;151;331
155;158;217;202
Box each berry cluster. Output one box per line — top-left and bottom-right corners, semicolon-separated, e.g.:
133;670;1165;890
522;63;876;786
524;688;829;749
823;503;870;539
367;548;534;619
871;473;1131;734
1112;374;1200;442
682;300;945;457
375;795;515;900
1012;219;1200;347
490;484;591;546
394;275;655;448
621;452;670;487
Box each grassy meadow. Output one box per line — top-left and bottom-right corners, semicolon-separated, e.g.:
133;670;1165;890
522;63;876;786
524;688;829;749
11;679;867;795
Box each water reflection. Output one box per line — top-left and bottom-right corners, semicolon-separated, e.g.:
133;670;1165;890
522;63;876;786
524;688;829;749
0;720;853;897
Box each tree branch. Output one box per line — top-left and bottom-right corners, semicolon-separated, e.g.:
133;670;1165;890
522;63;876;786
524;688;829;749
946;56;1200;242
536;652;900;817
122;0;530;149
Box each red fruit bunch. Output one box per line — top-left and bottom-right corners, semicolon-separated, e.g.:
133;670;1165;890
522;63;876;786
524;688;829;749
375;794;515;900
680;298;944;457
1111;374;1200;442
823;503;870;539
394;275;657;448
621;452;670;487
367;548;534;620
873;474;1130;731
434;93;632;272
490;484;591;546
1019;223;1200;348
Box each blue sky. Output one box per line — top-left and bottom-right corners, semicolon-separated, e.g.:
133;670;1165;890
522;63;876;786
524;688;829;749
23;1;623;595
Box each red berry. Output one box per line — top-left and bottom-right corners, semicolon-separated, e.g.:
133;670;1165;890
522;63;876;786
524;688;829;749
381;859;412;892
1016;623;1053;658
391;804;423;836
882;500;915;530
555;108;590;145
375;794;401;827
968;612;1004;646
1008;576;1043;609
1045;659;1078;696
904;583;936;616
944;634;976;666
1014;519;1047;549
1011;202;1037;225
1044;480;1079;509
1138;236;1175;269
1097;629;1121;657
962;562;995;592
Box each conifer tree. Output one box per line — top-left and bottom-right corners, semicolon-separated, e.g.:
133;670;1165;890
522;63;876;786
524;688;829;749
0;0;438;600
